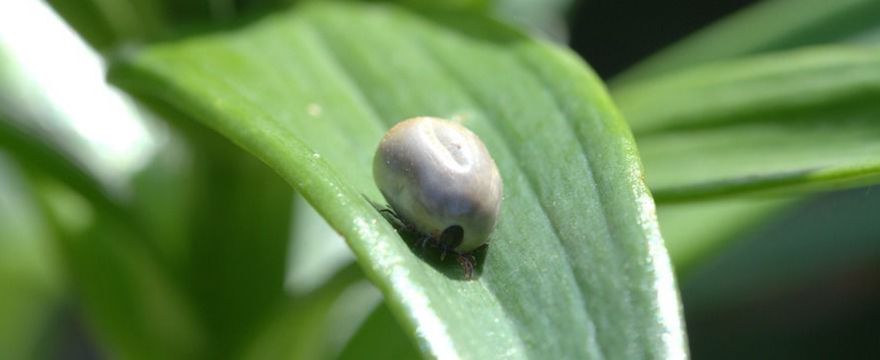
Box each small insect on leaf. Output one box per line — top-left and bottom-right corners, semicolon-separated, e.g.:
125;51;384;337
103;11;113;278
373;117;503;279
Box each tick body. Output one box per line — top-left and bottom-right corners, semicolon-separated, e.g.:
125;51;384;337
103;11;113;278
373;117;503;279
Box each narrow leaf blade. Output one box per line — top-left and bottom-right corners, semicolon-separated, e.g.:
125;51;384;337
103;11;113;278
614;0;880;85
111;2;686;358
615;46;880;201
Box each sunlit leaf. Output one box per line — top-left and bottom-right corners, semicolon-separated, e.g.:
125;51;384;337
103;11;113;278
111;1;686;358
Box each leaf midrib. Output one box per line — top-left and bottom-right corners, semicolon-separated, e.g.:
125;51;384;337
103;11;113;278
409;29;610;360
301;14;598;358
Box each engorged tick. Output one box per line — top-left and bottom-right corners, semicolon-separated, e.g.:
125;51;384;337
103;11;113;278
372;117;503;279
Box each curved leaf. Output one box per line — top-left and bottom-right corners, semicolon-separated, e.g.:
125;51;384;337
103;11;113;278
339;301;422;360
45;0;284;51
490;0;573;40
136;122;296;356
244;263;380;360
615;46;880;201
0;154;63;359
656;197;792;272
614;0;880;85
0;0;156;205
608;0;880;280
681;185;880;358
2;2;303;358
110;2;686;358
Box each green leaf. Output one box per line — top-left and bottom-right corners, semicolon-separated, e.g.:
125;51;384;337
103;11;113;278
680;185;880;358
46;0;568;51
614;45;880;201
490;0;573;40
0;154;64;360
3;2;307;357
682;186;880;311
0;5;207;357
129;121;297;357
0;0;160;210
180;127;295;356
111;1;686;358
31;175;205;360
244;263;380;360
614;0;880;85
45;0;163;50
339;301;422;360
607;0;880;278
246;195;367;360
656;196;792;272
285;194;355;295
45;0;288;51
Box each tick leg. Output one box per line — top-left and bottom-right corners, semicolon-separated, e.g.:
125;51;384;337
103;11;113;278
377;208;408;230
457;253;475;280
418;235;432;254
378;208;398;219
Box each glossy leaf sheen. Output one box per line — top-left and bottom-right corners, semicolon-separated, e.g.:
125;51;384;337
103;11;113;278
111;2;685;358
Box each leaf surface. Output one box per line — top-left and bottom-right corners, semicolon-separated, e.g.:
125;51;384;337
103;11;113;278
614;0;880;85
111;2;685;358
0;155;63;360
615;46;880;201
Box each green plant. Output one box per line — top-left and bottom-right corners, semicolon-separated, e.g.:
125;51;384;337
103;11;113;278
1;0;878;359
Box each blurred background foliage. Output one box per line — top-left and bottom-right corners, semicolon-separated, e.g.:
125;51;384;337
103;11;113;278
0;0;878;359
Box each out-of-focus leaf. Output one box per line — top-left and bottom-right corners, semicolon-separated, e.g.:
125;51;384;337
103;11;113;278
128;133;196;275
0;5;208;357
683;185;880;309
3;2;304;357
33;177;205;360
681;185;880;358
285;195;354;296
129;100;296;357
182;124;294;356
45;0;288;51
0;3;202;358
0;154;63;360
606;0;880;286
0;114;118;214
617;46;880;133
244;264;381;360
614;46;880;201
614;0;880;85
339;301;421;360
47;0;571;52
44;0;165;50
249;196;367;360
110;1;686;358
0;0;156;202
656;196;792;272
491;0;572;41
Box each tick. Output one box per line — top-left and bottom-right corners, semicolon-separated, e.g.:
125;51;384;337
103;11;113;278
373;117;503;279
